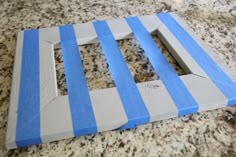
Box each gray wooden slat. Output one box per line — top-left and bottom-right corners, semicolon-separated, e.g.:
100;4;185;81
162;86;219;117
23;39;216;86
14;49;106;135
73;22;98;45
170;13;236;83
107;18;132;40
182;74;227;111
138;14;159;34
39;27;59;109
39;28;74;143
6;31;23;149
73;25;128;131
40;27;61;49
90;88;128;132
137;80;178;122
40;96;74;143
140;14;209;78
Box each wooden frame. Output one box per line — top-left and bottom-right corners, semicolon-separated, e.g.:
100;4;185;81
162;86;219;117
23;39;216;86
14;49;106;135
6;13;236;149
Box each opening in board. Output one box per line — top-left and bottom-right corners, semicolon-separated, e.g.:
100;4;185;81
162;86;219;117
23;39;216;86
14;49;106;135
151;34;186;76
117;37;159;83
79;43;116;91
53;34;187;95
54;47;68;96
117;35;186;83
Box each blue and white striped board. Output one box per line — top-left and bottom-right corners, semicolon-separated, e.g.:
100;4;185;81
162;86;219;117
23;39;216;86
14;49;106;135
6;12;236;149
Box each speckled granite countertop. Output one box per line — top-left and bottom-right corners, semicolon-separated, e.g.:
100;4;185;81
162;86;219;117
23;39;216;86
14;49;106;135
1;0;236;156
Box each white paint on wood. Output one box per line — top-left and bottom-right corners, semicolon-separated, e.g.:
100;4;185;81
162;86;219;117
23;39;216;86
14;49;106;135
6;31;23;149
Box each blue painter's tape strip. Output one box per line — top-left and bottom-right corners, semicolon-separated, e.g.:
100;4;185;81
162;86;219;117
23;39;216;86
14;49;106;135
126;17;199;116
16;29;42;147
158;13;236;106
93;21;150;129
59;25;97;136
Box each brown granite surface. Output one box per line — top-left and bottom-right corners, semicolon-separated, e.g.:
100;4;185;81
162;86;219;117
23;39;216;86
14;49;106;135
0;0;236;156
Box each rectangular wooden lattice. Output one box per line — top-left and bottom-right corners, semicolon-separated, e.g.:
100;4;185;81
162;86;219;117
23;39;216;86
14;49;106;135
6;12;236;149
